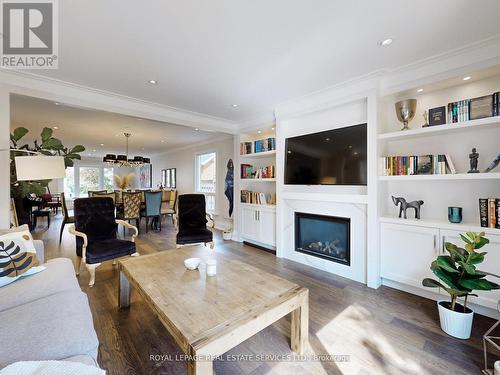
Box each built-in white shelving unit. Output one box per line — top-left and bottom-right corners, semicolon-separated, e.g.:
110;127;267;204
236;128;277;250
379;172;500;181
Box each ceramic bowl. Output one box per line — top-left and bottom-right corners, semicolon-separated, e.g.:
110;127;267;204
184;257;201;270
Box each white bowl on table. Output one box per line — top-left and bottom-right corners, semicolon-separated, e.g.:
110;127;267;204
184;258;201;270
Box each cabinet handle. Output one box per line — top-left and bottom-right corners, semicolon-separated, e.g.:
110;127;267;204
433;235;438;254
442;236;445;254
257;211;260;221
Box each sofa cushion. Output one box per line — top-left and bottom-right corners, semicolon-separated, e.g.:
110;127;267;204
0;290;99;368
0;236;43;288
0;258;79;312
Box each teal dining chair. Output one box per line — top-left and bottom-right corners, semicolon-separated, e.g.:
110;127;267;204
140;191;162;232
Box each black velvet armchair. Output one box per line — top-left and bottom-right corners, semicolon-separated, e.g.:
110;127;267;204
69;197;139;286
175;194;214;249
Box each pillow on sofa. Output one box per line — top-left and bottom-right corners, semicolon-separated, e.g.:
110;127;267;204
0;232;44;288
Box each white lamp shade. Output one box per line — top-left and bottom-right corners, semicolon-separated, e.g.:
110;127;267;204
15;156;66;181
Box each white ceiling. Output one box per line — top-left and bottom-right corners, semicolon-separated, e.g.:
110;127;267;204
10;95;229;157
25;0;500;123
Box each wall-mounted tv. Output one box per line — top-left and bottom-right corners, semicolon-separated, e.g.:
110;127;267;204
284;123;367;186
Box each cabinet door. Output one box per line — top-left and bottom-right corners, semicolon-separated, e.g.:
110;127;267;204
440;230;500;310
241;207;259;239
381;223;439;289
259;210;276;246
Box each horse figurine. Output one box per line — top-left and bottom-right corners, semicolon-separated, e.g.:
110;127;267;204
392;196;424;219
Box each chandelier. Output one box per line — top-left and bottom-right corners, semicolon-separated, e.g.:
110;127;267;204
103;133;150;167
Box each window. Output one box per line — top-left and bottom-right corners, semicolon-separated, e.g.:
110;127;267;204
103;167;114;191
79;167;100;196
196;152;216;212
64;167;75;198
161;168;176;189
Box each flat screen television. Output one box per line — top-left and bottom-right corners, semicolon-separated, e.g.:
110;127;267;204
284;123;367;185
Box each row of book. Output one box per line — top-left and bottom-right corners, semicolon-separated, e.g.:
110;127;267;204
479;198;500;229
447;100;471;123
241;164;275;179
379;154;456;176
240;137;276;155
240;190;276;205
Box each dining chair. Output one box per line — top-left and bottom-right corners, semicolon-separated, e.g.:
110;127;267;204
69;197;138;286
175;194;214;249
140;191;162;233
88;190;107;197
114;190;123;205
92;191;116;203
59;192;75;244
116;191;142;235
161;189;177;225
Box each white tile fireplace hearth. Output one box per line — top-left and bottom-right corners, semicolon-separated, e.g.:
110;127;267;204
279;195;367;284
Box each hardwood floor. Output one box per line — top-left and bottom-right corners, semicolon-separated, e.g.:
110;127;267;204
32;214;497;374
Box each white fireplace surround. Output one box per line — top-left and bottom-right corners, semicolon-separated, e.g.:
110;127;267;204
280;196;367;284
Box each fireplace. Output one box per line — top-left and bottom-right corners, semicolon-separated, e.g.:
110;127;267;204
294;212;350;265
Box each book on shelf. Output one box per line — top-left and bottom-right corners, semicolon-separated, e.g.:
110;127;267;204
479;198;500;229
240;164;275;179
239;137;276;155
240;190;276;205
447;99;471;123
379;154;456;176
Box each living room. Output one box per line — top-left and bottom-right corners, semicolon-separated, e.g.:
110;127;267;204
2;1;500;375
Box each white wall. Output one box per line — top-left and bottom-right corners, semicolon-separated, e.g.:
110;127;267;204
151;135;234;230
0;87;9;229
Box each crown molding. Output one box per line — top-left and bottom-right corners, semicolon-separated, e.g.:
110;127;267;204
150;133;233;158
238;112;276;133
0;69;239;133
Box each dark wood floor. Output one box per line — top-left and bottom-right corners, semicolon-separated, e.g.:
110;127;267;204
32;214;497;375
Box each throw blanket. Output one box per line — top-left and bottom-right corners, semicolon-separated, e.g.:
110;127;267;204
0;361;105;375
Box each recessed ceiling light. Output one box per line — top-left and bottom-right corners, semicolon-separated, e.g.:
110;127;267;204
52;126;59;130
148;80;158;84
54;102;60;105
463;76;471;81
100;143;104;146
93;149;96;152
271;127;275;131
232;104;238;108
195;128;199;131
161;140;165;143
257;130;262;134
417;88;424;93
379;38;393;47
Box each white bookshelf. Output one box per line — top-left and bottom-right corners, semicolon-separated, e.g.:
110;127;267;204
379;116;500;141
240;178;276;183
240;150;276;159
379;172;500;181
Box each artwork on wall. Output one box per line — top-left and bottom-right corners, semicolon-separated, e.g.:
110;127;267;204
161;168;177;189
139;164;152;188
224;159;234;217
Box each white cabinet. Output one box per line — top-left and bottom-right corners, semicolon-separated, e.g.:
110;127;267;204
440;229;500;310
381;223;439;290
240;204;276;248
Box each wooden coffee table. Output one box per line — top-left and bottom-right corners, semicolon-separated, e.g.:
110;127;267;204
118;246;309;375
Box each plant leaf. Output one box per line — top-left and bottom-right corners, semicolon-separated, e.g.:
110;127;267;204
460;234;472;244
469;252;486;265
458;261;476;275
459;279;500;291
436;256;459;273
422;278;442;288
70;145;85;153
11;127;29;142
42;138;64;150
40;127;53;142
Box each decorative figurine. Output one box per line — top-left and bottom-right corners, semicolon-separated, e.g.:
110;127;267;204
395;99;417;131
392;196;424;219
484;154;500;173
468;148;480;173
422;111;430;128
224;159;234;217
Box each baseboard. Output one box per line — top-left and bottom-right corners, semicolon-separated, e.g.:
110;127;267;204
243;241;276;254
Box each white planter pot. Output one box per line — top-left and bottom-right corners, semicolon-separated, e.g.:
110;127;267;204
222;231;232;241
437;300;474;339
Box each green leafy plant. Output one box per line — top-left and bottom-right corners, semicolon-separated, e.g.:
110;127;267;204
422;232;500;311
10;126;85;198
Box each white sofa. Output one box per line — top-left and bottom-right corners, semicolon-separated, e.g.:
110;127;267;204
0;238;100;369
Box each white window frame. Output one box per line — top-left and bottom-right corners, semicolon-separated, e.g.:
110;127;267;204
195;151;217;214
67;165;115;198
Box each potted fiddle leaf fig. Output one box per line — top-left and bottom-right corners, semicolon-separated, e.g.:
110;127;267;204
422;232;500;339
